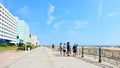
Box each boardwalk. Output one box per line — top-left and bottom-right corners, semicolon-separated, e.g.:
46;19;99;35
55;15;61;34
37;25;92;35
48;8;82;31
0;47;103;68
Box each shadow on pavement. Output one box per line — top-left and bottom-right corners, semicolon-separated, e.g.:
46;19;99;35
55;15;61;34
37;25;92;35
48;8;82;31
52;53;73;57
52;52;113;68
75;57;113;68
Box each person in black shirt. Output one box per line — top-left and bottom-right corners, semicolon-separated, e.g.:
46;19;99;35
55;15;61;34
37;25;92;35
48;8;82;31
67;42;71;56
52;44;54;51
72;44;78;56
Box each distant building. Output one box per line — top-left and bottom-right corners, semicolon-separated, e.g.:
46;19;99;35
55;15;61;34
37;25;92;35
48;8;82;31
0;3;17;45
17;20;30;44
29;35;39;46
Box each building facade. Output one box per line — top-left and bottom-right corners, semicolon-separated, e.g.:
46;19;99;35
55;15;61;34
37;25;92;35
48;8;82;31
0;3;17;45
17;20;30;44
29;35;39;46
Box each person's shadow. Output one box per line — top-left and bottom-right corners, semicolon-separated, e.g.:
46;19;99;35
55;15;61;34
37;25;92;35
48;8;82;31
52;53;71;57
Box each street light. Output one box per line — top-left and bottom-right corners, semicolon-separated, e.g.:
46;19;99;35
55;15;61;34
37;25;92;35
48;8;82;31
16;36;19;51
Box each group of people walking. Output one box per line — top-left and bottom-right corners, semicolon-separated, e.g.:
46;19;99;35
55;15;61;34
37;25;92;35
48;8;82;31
59;42;70;56
52;42;78;56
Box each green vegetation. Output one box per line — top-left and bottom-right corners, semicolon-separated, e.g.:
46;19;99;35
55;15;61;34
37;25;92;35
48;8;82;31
18;42;38;50
0;44;16;51
0;43;39;51
18;43;25;50
26;42;38;50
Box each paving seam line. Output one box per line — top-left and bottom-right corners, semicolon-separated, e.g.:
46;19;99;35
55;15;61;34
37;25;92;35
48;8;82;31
43;47;56;68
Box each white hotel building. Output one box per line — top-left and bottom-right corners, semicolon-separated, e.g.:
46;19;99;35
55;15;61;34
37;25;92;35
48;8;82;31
0;3;17;45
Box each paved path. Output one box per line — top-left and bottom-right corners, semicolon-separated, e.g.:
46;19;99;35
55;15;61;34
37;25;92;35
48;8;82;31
0;50;29;68
0;50;14;55
0;46;102;68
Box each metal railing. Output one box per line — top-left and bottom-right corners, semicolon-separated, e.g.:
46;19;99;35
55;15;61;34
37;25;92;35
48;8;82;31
43;45;120;67
77;46;120;67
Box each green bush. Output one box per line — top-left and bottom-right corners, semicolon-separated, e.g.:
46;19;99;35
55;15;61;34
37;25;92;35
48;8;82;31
17;43;25;50
0;44;7;47
26;45;32;50
18;45;25;50
0;44;16;51
17;42;38;51
18;43;24;46
26;43;38;50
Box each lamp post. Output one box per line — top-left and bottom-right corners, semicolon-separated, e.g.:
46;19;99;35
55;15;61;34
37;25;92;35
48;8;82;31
16;36;19;51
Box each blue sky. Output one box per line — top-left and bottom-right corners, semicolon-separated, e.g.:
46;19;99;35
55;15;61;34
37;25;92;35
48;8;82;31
1;0;120;45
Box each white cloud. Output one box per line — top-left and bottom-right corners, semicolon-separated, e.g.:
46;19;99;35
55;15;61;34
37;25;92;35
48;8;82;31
67;30;78;35
98;0;103;20
53;20;89;37
108;13;113;16
17;6;31;18
0;0;13;10
48;3;55;16
74;20;89;29
53;20;89;31
47;3;55;25
54;20;67;29
47;15;54;25
108;12;120;16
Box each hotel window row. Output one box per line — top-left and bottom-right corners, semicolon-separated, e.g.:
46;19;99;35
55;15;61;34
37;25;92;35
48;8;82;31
0;4;17;44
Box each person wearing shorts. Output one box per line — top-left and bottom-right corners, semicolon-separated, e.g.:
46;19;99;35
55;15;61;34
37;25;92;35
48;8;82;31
73;44;78;56
67;42;71;56
62;43;67;56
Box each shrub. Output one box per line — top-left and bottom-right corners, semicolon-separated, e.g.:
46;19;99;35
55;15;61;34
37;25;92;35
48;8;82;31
18;45;25;50
0;44;7;47
26;45;32;50
18;43;25;50
19;43;24;46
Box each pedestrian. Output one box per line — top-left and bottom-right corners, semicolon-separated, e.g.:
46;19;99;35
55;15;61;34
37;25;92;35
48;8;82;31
62;43;67;56
52;44;54;51
59;43;62;55
72;44;78;56
67;42;71;56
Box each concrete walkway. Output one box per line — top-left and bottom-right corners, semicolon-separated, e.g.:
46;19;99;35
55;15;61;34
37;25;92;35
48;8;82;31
0;46;102;68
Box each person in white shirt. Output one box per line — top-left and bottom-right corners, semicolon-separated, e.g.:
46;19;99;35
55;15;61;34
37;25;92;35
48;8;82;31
62;43;67;56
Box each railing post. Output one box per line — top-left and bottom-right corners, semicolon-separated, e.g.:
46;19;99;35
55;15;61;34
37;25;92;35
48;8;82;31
82;46;84;58
98;46;102;62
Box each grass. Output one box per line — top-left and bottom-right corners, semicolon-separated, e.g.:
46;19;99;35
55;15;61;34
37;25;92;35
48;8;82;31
0;45;16;51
